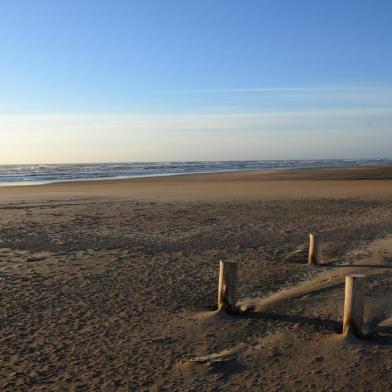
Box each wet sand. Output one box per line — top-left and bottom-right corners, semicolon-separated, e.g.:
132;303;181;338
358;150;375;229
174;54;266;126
1;165;392;391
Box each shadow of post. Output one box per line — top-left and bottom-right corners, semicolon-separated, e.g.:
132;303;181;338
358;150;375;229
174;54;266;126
239;311;342;333
236;310;392;346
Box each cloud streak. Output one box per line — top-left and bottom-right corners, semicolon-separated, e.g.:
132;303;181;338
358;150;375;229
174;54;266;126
1;107;391;132
172;84;392;108
175;83;392;94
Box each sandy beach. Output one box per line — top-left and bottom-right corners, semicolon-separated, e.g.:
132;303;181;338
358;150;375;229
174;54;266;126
1;165;392;391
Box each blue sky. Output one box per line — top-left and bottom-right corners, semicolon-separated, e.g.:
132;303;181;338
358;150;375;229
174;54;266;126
1;1;392;163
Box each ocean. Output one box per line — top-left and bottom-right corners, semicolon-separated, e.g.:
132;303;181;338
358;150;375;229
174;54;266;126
0;159;391;186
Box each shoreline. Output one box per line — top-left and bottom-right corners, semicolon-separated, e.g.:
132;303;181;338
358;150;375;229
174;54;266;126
0;164;391;202
2;162;392;187
1;160;392;188
0;167;278;188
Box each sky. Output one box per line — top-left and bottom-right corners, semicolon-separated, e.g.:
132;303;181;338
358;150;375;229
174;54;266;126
1;0;392;164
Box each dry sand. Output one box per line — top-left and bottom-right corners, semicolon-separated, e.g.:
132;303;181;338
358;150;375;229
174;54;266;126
1;165;392;391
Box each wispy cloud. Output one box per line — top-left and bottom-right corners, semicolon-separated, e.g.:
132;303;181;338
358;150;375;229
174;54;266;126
175;84;392;94
1;107;392;131
2;84;392;116
166;84;392;115
172;84;392;105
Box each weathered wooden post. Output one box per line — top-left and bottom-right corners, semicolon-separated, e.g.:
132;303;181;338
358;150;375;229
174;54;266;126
218;260;238;314
343;274;366;338
308;233;320;265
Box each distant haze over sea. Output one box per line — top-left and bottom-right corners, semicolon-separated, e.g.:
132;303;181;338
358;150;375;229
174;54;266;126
0;160;391;186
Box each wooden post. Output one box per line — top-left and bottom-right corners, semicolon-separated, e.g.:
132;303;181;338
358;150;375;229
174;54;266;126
343;274;366;338
308;233;320;265
218;260;238;314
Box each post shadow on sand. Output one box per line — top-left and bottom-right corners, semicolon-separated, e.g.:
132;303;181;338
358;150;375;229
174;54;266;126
241;310;342;333
228;309;392;346
328;264;392;269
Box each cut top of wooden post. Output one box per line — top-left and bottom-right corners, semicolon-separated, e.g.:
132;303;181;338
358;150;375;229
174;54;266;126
308;233;320;265
218;260;239;314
